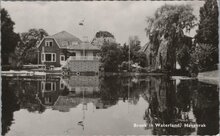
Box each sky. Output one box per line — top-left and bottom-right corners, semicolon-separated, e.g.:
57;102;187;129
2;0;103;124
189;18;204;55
2;1;204;46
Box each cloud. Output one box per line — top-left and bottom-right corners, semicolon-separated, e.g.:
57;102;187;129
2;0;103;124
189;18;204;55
2;1;204;46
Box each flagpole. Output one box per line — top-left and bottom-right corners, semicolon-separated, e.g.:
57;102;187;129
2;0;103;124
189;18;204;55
79;19;86;60
129;43;130;72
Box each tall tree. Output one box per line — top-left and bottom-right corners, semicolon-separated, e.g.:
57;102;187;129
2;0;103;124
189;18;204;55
128;36;146;67
145;4;197;71
120;43;129;62
15;28;48;64
92;31;116;47
128;36;141;52
100;42;122;72
194;0;219;68
195;0;219;46
1;8;20;65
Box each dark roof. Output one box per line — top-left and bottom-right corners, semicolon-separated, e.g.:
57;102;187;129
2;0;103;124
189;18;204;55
39;31;99;50
47;31;82;48
95;31;114;38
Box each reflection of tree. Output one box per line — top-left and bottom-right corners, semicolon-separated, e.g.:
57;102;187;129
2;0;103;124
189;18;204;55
99;76;148;107
1;79;20;136
61;86;69;96
143;77;219;135
176;80;194;112
2;79;46;113
143;76;195;135
192;82;219;135
13;80;46;113
99;76;122;106
21;83;46;113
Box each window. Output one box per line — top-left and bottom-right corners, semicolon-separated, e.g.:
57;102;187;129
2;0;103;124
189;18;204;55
72;42;78;46
81;51;87;56
70;52;76;56
45;82;56;91
60;55;65;61
60;81;65;89
45;97;52;104
45;40;53;47
45;54;52;61
41;53;56;62
45;83;52;90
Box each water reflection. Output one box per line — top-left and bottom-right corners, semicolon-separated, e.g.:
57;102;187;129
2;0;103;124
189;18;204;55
1;75;219;135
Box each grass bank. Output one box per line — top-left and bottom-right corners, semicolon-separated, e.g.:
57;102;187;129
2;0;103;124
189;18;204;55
198;70;219;85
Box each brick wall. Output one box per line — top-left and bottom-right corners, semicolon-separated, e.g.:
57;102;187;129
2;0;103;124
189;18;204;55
63;76;99;87
67;60;100;72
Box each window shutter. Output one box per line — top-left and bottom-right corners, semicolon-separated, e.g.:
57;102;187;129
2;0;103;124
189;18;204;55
41;53;45;62
52;54;56;62
52;83;56;91
41;82;45;91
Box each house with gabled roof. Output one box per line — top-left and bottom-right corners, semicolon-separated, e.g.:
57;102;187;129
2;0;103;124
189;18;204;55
37;31;100;70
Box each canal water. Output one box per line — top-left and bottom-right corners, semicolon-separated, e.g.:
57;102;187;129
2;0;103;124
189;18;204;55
1;75;219;135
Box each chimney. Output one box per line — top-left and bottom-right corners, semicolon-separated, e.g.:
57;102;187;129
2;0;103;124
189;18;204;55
82;36;89;42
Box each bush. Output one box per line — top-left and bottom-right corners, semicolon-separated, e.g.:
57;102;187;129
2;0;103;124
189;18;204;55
100;42;122;72
190;44;218;72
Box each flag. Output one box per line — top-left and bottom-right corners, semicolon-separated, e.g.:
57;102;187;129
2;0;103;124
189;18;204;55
79;19;84;26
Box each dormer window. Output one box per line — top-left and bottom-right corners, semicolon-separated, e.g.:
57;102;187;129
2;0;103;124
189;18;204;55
62;41;68;46
45;40;53;47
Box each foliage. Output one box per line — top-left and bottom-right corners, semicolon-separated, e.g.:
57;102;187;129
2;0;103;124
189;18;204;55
1;80;20;136
120;43;129;62
100;42;122;72
146;4;197;42
95;31;115;38
176;45;190;70
176;36;193;71
92;31;115;47
119;61;130;71
120;36;146;68
190;44;218;71
195;0;219;46
128;36;141;52
134;51;147;67
15;28;48;64
1;8;20;64
194;0;219;66
145;4;197;71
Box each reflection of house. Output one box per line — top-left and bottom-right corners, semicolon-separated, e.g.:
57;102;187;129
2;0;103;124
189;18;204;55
38;77;64;106
52;96;100;112
52;76;101;112
61;76;100;94
36;75;124;112
37;31;100;70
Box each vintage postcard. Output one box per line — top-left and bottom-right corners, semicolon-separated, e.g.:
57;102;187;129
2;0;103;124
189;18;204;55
1;0;219;135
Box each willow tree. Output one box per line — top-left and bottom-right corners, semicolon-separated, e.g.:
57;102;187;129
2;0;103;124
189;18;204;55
145;4;197;71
